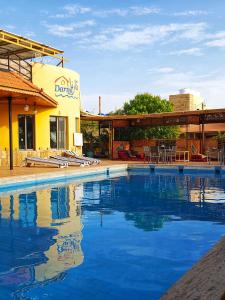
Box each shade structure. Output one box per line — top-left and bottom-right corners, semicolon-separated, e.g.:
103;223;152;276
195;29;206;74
0;71;58;107
0;29;64;61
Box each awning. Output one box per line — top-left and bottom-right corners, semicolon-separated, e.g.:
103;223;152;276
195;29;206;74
0;71;58;107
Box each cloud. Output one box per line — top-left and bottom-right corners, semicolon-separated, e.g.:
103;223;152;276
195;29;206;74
130;6;160;16
96;6;160;17
173;10;209;17
148;67;175;74
43;20;95;37
63;4;91;15
77;22;207;50
207;39;225;47
51;5;160;19
95;8;128;17
170;47;203;56
51;4;91;18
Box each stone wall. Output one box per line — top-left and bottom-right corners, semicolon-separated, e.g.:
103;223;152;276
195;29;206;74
169;93;203;111
0;148;82;167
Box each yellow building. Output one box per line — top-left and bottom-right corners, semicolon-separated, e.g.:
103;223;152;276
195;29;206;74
0;29;81;168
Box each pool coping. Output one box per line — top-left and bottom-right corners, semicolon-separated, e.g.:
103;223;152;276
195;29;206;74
1;163;225;299
1;163;224;190
0;164;128;191
160;235;225;300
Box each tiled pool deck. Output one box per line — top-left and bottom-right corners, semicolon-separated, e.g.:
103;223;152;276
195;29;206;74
0;159;225;299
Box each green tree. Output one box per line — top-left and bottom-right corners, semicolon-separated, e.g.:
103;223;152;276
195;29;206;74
112;93;180;140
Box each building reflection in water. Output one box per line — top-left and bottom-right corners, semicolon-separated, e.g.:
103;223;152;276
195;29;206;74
0;183;84;294
81;174;225;231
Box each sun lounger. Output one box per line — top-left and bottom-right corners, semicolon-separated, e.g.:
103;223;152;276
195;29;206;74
50;155;89;166
64;150;100;164
24;157;68;168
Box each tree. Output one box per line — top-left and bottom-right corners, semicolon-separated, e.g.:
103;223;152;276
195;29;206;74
112;93;180;140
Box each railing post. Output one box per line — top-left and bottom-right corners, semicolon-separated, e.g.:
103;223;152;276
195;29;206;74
8;96;13;170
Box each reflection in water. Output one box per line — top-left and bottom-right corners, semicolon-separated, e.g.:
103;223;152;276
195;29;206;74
82;174;225;230
0;173;225;299
0;184;83;298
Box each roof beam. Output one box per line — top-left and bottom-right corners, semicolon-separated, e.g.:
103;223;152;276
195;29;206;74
0;30;64;61
0;48;33;58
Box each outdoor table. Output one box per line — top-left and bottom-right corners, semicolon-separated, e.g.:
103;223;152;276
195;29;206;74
175;150;189;162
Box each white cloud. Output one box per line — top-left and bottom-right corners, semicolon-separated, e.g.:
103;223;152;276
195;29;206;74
77;22;207;50
51;4;91;18
130;6;160;16
63;4;91;15
51;5;160;18
43;20;95;37
148;67;175;74
173;10;209;17
203;30;225;48
95;8;128;17
94;6;160;17
170;47;203;56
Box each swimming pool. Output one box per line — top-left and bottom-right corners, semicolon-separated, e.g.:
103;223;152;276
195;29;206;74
0;171;225;300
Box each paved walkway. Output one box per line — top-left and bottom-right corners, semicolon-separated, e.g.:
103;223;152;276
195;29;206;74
0;160;219;178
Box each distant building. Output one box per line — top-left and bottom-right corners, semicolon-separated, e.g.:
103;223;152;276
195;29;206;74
169;88;204;112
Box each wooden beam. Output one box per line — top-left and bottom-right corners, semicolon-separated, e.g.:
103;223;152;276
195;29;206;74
0;48;33;58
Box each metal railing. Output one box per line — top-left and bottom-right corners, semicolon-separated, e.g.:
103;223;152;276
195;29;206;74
0;56;32;81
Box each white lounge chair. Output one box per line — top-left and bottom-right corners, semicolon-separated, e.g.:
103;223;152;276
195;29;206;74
24;157;68;168
64;150;100;165
50;156;89;166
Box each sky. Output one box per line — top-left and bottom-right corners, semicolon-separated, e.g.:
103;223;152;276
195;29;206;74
1;0;225;113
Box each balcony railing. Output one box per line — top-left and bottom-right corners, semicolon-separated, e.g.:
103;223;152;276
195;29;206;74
0;57;32;81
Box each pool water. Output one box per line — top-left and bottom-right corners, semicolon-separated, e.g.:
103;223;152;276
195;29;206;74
0;172;225;300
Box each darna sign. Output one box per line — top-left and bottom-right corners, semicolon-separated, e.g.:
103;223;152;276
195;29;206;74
55;76;79;99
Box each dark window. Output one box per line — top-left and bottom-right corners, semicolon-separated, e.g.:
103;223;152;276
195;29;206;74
18;115;34;150
50;116;57;149
50;116;67;149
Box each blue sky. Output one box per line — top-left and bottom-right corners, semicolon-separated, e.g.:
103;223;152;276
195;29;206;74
1;0;225;113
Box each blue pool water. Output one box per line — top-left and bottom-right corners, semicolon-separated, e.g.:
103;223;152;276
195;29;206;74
0;171;225;300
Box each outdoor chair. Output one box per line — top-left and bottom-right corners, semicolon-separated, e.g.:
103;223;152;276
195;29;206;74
206;148;221;164
165;146;177;164
143;146;150;163
149;146;160;164
24;157;68;168
117;150;138;161
50;156;89;166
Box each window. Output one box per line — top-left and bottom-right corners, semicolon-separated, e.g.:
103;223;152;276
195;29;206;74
50;116;67;149
18;115;35;150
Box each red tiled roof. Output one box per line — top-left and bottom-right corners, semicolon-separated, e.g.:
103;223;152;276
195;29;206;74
0;71;58;107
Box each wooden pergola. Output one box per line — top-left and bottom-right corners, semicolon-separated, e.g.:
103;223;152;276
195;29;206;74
81;109;225;158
